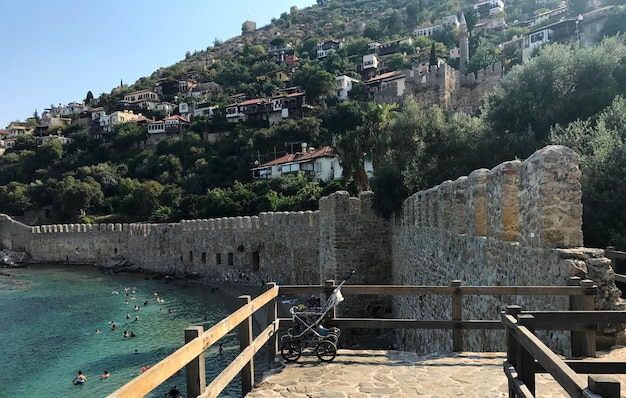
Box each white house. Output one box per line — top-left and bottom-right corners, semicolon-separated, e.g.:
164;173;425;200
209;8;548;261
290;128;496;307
251;145;337;182
336;75;360;102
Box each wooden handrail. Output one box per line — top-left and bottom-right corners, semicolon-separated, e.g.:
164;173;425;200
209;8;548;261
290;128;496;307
107;285;279;398
502;312;622;397
279;284;594;296
110;280;613;398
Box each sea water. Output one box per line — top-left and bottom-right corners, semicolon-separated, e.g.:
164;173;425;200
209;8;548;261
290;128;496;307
0;264;244;397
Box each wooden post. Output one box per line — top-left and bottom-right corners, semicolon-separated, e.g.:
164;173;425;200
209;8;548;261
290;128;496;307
517;314;536;396
569;276;584;357
505;305;522;398
239;295;254;397
588;375;620;398
325;280;337;319
451;280;463;352
266;282;278;366
581;279;597;357
185;326;206;398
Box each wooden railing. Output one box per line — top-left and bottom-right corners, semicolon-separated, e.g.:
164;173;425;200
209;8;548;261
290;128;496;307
503;306;626;397
107;284;280;398
108;277;616;398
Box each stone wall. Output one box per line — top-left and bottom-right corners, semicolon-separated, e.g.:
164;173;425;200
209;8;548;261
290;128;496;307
6;211;320;287
402;61;504;114
392;145;623;353
0;145;622;354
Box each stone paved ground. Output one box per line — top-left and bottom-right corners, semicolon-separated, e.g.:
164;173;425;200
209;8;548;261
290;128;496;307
246;348;626;397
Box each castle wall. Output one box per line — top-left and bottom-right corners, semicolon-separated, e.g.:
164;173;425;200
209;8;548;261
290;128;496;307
402;61;504;113
0;145;621;354
21;211;320;286
392;145;621;353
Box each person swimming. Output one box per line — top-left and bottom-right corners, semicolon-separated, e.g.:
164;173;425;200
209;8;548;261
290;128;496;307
101;370;110;379
73;370;87;385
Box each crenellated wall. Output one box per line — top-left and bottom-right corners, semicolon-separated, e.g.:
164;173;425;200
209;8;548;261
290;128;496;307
9;211;321;286
0;145;622;354
403;61;504;113
392;145;621;353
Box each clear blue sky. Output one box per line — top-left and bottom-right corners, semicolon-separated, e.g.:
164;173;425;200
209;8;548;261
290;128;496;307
0;0;315;129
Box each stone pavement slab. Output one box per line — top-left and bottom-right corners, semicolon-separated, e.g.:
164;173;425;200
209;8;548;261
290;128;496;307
247;349;626;397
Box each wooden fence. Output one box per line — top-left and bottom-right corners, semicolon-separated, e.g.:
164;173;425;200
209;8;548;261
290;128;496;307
108;277;620;398
503;306;626;397
604;248;626;284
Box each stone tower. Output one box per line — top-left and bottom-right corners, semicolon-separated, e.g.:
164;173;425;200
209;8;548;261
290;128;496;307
459;12;469;74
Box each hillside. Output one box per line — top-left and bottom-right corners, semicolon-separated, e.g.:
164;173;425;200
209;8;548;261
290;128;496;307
2;0;626;250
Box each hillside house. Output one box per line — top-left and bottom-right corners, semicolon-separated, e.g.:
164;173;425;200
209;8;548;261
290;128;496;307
192;104;217;119
154;79;179;96
365;71;406;104
97;110;142;142
357;53;382;80
123;89;160;109
317;40;341;59
190;82;222;98
226;98;269;123
336;75;360;101
6;122;35;139
522;17;581;63
413;15;459;37
375;37;413;57
473;0;505;19
251;146;338;182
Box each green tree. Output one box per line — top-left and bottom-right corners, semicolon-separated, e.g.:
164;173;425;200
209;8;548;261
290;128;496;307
364;21;383;40
386;53;410;71
481;39;626;159
0;182;31;215
85;90;94;104
112;122;146;150
291;63;335;102
53;176;104;219
550;96;626;248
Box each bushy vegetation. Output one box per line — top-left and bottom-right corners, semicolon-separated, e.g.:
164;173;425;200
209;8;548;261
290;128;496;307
2;0;626;250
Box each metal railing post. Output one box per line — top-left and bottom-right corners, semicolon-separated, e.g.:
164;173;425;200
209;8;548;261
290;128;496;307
451;280;463;352
239;295;254;396
266;282;278;366
184;326;206;398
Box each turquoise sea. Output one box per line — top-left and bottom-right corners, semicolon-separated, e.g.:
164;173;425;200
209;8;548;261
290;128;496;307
0;264;246;398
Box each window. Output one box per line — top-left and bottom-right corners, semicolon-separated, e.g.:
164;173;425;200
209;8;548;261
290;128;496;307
189;251;193;262
252;251;260;272
216;253;222;265
315;162;322;172
201;252;207;264
228;252;234;266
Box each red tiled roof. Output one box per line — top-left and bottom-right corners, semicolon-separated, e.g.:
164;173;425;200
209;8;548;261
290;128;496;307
226;98;268;107
258;146;333;167
0;129;8;136
164;115;190;123
365;71;405;84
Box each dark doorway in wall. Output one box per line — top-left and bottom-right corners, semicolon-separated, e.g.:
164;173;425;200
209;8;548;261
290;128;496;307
189;251;193;262
252;251;260;272
201;252;207;264
228;252;234;266
216;253;222;265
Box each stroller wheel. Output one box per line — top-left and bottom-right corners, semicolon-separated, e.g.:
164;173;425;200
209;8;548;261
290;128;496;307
315;340;337;362
281;340;302;362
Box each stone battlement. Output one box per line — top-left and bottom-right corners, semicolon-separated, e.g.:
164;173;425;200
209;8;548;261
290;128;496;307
403;145;583;248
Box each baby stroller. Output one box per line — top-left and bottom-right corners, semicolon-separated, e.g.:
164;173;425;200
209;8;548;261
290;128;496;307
280;271;355;362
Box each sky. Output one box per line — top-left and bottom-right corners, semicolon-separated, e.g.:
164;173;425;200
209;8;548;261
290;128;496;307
0;0;316;129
